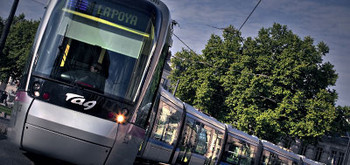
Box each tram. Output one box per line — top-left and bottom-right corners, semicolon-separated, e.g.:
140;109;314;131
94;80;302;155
8;0;173;164
136;87;325;165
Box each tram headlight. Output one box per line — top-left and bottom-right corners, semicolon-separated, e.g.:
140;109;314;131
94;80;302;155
32;82;41;97
116;114;125;123
34;91;40;97
116;108;129;124
108;108;129;124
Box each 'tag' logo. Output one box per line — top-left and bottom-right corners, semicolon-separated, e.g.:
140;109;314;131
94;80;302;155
66;93;96;110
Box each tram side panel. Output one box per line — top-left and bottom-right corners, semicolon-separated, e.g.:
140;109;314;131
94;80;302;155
8;92;34;146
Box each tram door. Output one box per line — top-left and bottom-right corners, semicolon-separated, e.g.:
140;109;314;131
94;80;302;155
175;117;197;165
175;117;211;165
141;98;183;163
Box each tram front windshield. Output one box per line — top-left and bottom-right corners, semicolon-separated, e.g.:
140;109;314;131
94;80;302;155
33;0;159;102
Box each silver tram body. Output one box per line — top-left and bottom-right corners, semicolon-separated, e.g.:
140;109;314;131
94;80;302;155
8;0;173;164
260;140;302;165
136;87;324;165
138;88;226;165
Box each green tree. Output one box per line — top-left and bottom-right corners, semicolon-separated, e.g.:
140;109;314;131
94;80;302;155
332;106;350;134
0;14;39;86
170;23;341;144
169;26;242;120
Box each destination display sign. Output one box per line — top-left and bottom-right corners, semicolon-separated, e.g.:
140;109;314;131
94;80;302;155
66;0;152;33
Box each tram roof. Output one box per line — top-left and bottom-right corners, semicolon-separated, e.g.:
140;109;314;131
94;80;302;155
261;140;301;161
184;103;226;131
160;87;184;109
226;125;260;145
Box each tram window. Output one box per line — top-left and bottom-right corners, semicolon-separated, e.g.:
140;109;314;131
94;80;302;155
206;128;216;165
192;121;201;146
195;125;208;155
209;131;224;165
262;151;280;165
180;118;195;148
203;126;224;165
222;135;257;165
152;101;182;145
261;150;297;165
175;118;196;164
153;102;168;140
134;43;169;127
33;0;160;102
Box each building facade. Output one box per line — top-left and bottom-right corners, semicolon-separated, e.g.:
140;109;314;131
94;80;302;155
287;136;350;165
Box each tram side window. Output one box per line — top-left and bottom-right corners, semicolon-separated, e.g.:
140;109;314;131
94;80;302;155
152;101;182;145
195;124;208;155
262;150;280;165
175;118;196;164
203;126;225;165
209;131;224;165
134;43;169;128
222;135;257;165
261;150;297;165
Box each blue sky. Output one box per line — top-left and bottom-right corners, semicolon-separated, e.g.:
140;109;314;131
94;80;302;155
0;0;349;106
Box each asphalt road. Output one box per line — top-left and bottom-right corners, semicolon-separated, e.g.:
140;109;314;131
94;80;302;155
0;118;72;165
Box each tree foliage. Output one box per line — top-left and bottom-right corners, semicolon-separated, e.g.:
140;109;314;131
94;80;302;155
169;23;346;143
0;14;39;82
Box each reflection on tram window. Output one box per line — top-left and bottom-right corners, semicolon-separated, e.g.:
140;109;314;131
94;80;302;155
203;126;224;165
195;125;208;155
33;0;157;101
261;150;298;165
222;136;257;165
152;101;182;145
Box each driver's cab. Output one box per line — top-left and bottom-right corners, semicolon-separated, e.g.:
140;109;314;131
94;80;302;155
54;37;110;91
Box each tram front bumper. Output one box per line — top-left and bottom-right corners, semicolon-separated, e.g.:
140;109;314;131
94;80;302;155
23;123;110;165
22;99;118;164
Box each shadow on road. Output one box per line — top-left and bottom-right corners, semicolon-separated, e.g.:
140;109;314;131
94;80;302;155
23;152;75;165
0;132;74;164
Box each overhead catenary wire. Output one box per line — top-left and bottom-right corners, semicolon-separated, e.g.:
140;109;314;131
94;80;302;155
238;0;262;32
172;33;197;54
205;0;262;33
171;0;266;77
170;1;274;102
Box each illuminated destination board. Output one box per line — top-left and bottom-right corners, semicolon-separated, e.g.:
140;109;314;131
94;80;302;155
66;0;151;32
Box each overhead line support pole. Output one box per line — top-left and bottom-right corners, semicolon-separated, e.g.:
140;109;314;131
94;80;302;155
0;0;20;56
